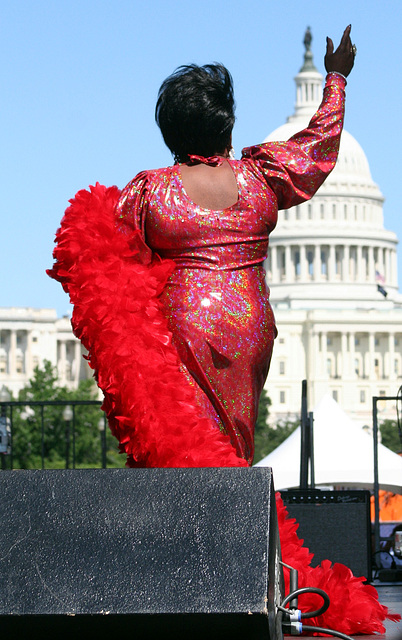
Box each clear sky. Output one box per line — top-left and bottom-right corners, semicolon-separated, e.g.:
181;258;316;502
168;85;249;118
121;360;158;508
1;0;401;316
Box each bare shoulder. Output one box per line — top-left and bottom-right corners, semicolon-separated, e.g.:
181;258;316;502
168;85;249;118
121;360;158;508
180;161;238;210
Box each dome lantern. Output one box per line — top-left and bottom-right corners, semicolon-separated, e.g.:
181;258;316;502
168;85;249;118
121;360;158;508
290;27;323;122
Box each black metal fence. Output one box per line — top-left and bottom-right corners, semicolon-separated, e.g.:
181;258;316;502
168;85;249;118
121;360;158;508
0;400;119;470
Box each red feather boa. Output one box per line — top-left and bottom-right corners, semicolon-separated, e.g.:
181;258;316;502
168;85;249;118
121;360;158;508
276;494;400;634
48;183;400;634
47;183;246;468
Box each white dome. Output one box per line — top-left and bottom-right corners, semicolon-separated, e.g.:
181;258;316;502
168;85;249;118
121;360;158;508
261;68;397;307
331;130;372;182
264;122;382;195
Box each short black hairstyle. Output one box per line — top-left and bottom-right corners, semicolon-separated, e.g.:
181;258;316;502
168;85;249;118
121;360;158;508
155;63;235;163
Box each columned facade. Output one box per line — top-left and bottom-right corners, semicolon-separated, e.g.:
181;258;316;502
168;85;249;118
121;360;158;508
0;308;91;395
269;310;402;423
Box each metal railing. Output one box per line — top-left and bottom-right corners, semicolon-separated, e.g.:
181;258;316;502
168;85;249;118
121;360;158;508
0;400;113;470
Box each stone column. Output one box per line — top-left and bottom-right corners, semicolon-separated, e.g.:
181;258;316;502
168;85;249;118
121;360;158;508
314;245;320;281
343;245;350;282
368;246;375;282
348;332;356;378
270;246;278;282
74;341;81;384
379;248;386;281
9;330;17;376
312;331;320;377
300;244;307;280
320;331;327;378
356;245;363;281
328;244;336;281
367;332;375;380
341;332;348;378
383;248;388;283
59;340;67;382
386;249;392;285
388;333;395;380
285;245;292;282
25;330;32;377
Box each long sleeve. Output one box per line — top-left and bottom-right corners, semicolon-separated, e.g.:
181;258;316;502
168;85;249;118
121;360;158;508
241;72;346;210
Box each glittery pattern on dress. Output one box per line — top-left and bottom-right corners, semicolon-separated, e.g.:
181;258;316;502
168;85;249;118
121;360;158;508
115;72;346;463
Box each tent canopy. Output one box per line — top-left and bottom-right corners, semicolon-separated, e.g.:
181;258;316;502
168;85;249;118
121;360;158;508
255;394;402;494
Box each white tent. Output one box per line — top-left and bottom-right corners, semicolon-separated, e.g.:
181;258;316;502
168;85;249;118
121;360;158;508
255;394;402;493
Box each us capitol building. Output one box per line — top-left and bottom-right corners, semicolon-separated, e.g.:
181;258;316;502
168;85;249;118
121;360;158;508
263;31;402;424
1;33;401;424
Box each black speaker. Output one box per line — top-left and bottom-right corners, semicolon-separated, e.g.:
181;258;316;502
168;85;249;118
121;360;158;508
0;468;282;639
281;489;371;580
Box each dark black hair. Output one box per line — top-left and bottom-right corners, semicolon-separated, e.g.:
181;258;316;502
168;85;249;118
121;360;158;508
155;63;235;163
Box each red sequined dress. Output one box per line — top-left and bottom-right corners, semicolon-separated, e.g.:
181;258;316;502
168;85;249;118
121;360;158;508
48;72;399;633
114;71;345;466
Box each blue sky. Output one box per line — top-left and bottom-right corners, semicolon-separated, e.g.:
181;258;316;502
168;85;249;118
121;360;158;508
1;0;402;316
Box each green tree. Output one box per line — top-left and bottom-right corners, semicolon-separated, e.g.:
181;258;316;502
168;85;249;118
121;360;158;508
11;361;124;469
380;419;402;454
254;388;299;463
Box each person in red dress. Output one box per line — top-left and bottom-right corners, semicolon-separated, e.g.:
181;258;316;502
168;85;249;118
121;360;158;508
49;27;400;633
112;27;352;466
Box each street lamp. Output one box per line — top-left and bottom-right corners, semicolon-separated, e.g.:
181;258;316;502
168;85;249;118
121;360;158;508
63;405;73;470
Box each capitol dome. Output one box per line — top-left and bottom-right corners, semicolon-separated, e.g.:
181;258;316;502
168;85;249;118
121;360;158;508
265;124;382;201
263;29;398;309
329;130;374;185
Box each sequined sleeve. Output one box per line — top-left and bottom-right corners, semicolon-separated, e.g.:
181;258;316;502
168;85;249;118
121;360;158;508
114;170;149;239
241;72;346;210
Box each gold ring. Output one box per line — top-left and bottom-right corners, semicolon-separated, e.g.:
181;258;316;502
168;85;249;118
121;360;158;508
352;44;357;56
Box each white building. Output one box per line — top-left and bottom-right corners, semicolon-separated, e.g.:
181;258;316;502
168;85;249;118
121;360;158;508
264;32;402;425
0;307;90;396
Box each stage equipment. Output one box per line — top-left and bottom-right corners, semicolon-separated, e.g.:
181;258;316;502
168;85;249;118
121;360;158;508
372;387;402;554
0;467;282;639
299;379;314;490
281;489;371;580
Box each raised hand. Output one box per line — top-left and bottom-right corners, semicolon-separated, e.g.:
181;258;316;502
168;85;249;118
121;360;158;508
325;25;355;77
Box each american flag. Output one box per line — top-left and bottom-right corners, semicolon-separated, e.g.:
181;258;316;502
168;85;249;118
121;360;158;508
375;270;385;285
